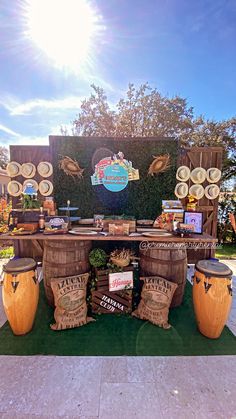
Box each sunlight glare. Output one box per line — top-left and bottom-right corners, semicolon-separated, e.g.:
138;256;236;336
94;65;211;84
25;0;101;71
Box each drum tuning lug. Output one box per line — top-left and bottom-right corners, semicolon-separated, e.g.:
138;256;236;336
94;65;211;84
11;281;19;293
32;276;38;284
227;285;233;296
204;281;212;293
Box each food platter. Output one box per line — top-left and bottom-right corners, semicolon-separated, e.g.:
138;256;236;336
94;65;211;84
10;230;36;236
142;231;173;237
136;219;154;226
69;229;98;235
43;229;68;235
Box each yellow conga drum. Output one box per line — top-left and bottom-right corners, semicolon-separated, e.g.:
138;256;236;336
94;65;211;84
2;258;39;335
193;259;233;339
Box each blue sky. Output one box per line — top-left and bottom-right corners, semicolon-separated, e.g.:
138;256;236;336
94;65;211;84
0;0;235;148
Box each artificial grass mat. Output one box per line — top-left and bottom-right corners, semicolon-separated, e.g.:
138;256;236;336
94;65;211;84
0;282;235;356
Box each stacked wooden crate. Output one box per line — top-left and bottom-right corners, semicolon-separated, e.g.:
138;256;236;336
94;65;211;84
91;267;133;314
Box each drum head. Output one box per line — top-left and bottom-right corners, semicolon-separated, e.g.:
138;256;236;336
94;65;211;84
4;258;37;273
196;259;232;278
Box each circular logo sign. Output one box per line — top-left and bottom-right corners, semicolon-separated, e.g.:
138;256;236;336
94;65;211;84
102;164;128;192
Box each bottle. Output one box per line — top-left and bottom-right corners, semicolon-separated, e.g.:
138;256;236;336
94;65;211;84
38;207;45;232
8;213;14;231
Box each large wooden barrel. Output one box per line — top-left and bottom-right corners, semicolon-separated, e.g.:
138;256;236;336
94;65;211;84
2;258;39;335
193;259;233;339
139;247;187;307
43;240;92;306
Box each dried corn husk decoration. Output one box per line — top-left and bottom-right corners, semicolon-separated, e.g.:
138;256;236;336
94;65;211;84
110;248;137;267
148;154;170;176
58;156;84;179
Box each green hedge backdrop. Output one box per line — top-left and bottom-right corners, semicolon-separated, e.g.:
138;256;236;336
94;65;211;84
50;136;178;219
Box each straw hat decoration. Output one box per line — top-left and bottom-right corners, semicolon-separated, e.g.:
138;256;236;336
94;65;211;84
189;184;205;200
176;166;190;182
206;167;221;183
21;163;36;178
174;182;188;199
39;180;53;196
7;181;23;197
205;184;220;200
23;179;39;192
6;162;21;178
190;167;206;184
37;161;53;178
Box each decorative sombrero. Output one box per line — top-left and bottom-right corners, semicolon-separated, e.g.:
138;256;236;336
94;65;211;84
190;168;206;184
21;163;36;178
206;168;221;183
205;184;220;200
189;184;205;200
7;180;22;197
174;182;188;199
176;166;190;182
6;161;21;178
37;161;53;178
23;179;39;192
39;180;53;196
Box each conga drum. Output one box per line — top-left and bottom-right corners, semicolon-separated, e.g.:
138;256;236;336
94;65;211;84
193;259;233;339
2;258;39;335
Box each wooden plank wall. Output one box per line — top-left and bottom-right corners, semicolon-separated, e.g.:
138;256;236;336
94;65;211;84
180;147;223;262
10;145;52;207
10;145;51;259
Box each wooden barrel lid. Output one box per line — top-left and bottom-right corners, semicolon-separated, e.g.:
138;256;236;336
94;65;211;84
4;258;36;273
196;260;233;278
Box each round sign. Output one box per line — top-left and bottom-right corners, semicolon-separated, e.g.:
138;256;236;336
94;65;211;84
102;164;128;192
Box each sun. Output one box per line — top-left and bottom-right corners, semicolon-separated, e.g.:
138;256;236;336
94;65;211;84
25;0;102;71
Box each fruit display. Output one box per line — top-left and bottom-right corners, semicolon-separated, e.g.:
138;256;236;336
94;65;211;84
0;224;9;234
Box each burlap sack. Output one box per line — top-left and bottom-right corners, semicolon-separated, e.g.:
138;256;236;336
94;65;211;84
132;276;177;329
50;273;95;330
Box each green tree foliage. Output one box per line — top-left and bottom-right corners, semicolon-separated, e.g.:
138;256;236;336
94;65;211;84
0;146;9;169
70;83;236;181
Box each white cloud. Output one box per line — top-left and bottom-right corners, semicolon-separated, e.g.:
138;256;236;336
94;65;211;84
1;96;85;116
0;135;49;147
0;123;21;137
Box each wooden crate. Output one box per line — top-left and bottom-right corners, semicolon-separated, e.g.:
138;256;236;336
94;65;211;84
92;290;132;314
95;266;134;291
102;219;136;233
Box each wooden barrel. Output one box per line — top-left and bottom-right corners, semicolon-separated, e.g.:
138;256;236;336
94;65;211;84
193;260;233;339
139;247;187;307
2;258;39;335
43;240;92;306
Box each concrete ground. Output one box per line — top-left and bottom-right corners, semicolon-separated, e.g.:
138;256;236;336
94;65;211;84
0;259;235;419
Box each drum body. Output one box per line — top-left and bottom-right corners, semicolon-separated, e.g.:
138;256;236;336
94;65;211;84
193;260;233;339
2;258;39;335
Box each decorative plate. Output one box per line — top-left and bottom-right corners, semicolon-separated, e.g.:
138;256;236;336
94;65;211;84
10;230;36;236
142;231;173;237
136;219;154;226
68;230;97;235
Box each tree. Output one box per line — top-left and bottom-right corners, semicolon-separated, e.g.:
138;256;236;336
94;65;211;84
70;83;236;182
0;146;9;169
73;85;115;137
